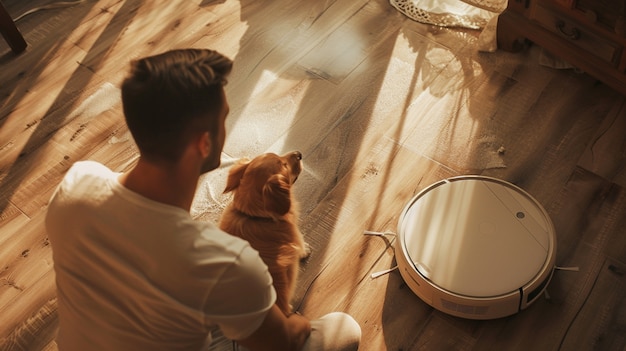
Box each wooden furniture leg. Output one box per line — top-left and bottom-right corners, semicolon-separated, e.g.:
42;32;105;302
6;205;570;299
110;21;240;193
0;0;27;54
496;10;527;53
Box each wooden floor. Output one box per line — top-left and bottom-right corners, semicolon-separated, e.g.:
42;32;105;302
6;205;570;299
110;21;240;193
1;0;626;350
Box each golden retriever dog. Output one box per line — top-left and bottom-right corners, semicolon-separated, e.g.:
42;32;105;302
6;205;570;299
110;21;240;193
219;151;309;316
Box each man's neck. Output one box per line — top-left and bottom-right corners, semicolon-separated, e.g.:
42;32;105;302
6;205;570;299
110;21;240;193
118;158;198;211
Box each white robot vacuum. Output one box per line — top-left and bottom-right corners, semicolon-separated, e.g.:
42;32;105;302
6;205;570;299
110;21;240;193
395;176;556;320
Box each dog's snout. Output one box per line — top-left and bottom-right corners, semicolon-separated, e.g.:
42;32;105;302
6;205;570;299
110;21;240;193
293;151;302;160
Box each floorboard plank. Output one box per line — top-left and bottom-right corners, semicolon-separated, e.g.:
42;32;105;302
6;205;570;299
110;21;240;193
578;97;626;188
560;259;626;351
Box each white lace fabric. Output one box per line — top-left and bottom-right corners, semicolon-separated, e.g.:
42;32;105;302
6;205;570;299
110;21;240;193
390;0;507;29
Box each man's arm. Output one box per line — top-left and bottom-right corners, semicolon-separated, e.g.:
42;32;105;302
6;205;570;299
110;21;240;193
236;305;311;351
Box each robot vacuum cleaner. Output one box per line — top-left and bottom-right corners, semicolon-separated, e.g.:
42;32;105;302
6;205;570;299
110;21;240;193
395;176;556;320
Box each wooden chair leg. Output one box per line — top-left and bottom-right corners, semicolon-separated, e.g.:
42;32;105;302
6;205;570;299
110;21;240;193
0;0;27;54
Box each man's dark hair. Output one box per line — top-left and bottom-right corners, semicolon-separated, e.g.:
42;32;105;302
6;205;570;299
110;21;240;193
121;49;233;163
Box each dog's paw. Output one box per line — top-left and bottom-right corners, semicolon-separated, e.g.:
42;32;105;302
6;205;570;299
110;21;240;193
300;242;312;260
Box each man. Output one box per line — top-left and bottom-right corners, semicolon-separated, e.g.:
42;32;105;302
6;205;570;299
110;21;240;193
46;49;360;351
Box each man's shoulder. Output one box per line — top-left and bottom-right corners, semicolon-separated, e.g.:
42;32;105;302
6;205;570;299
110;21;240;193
57;160;113;189
57;161;113;197
67;160;112;178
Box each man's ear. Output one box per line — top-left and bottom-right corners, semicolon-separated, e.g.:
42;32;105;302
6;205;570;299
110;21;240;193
198;131;212;158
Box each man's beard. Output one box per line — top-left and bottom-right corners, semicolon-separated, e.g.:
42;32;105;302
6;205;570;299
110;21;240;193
200;154;220;174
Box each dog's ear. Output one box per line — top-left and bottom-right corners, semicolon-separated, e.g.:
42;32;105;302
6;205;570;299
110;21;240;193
263;174;291;215
223;159;250;193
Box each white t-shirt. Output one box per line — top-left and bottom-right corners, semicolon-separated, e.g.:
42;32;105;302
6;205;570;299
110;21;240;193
45;161;276;351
